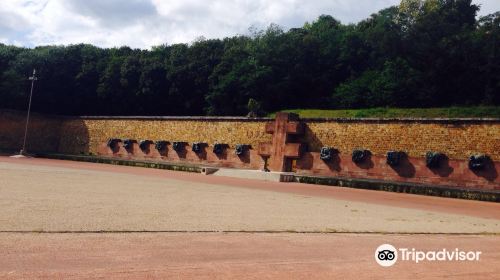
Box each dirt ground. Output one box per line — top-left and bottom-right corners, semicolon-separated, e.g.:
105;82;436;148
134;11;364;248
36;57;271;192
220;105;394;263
0;156;499;279
1;233;499;279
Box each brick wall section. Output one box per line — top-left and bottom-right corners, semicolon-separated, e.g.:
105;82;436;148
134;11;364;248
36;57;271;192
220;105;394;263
0;110;62;153
57;118;272;155
302;119;500;161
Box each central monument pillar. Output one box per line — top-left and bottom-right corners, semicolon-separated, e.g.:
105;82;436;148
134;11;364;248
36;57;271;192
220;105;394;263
258;112;304;172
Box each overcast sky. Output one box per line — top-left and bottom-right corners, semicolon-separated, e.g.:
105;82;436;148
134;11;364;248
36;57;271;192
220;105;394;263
1;0;498;49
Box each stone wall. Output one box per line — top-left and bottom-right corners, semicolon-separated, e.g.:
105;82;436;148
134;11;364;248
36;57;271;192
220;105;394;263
1;109;498;191
302;119;499;161
3;110;497;161
56;116;500;162
58;117;272;156
0;110;63;153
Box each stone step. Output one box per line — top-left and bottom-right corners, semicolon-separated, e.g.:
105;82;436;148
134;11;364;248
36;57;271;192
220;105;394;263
202;167;295;182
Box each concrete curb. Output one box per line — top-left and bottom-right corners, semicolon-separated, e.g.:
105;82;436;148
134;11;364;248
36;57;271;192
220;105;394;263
295;175;500;203
36;153;202;173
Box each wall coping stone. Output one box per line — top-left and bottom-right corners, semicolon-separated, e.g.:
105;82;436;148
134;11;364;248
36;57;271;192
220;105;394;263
300;117;500;124
74;116;274;122
74;116;500;124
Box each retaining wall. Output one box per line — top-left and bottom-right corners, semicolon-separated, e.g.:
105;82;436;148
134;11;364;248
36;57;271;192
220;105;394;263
1;109;498;191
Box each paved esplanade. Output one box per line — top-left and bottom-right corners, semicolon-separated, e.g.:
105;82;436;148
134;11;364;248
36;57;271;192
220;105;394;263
1;158;499;233
0;157;499;279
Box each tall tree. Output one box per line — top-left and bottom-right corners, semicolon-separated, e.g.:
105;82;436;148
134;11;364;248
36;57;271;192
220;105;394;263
0;0;497;116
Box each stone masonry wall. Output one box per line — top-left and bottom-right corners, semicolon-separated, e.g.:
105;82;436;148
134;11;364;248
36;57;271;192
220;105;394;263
0;110;62;153
1;109;498;191
302;119;500;161
1;110;498;161
58;118;272;155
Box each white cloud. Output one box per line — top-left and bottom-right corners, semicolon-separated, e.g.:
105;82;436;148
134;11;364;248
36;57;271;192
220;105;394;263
0;0;498;49
476;0;500;15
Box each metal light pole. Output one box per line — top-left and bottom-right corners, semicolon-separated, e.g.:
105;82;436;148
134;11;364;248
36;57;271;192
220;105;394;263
19;69;38;156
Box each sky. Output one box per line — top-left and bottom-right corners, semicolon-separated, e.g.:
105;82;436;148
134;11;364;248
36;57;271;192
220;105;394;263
0;0;498;49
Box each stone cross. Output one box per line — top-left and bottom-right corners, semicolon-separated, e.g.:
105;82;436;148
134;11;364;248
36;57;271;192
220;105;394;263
258;112;304;172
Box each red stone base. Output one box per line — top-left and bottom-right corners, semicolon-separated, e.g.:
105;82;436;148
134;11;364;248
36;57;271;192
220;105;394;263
98;142;499;192
295;152;500;191
98;142;264;170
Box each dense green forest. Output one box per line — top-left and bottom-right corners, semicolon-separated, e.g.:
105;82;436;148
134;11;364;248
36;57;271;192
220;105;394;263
0;0;498;116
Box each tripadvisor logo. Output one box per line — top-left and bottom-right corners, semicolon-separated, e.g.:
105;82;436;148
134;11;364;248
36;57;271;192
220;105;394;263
375;244;398;267
375;244;482;267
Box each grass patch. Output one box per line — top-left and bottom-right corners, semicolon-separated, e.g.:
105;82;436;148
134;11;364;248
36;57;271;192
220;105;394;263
269;106;500;119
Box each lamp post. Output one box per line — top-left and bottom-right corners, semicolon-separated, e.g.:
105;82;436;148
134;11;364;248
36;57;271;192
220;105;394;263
19;69;38;156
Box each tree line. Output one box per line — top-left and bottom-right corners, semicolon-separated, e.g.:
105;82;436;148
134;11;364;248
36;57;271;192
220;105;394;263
0;0;498;116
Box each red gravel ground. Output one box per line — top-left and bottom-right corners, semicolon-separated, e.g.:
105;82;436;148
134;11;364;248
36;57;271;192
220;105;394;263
0;233;498;279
